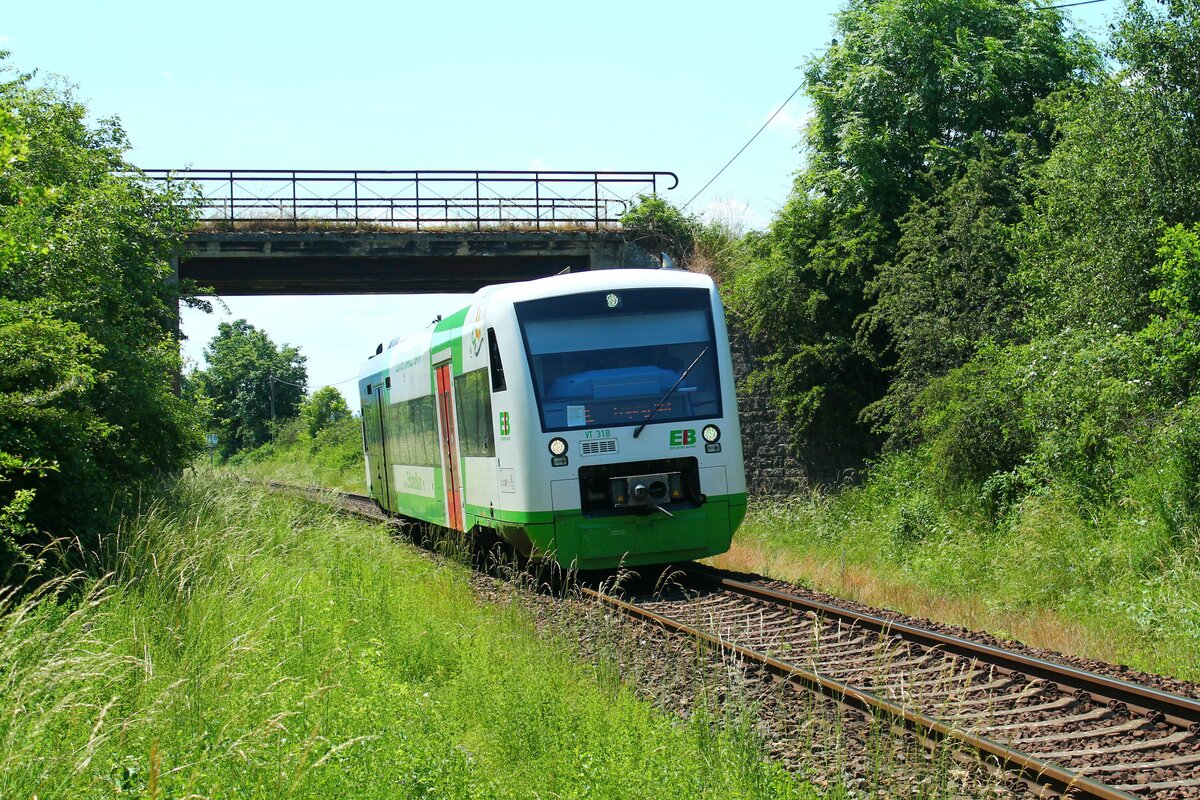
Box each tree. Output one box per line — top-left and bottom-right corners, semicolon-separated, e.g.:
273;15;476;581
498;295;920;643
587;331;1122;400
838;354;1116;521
865;145;1023;440
902;1;1200;508
1017;0;1200;334
301;386;351;438
728;0;1093;467
0;58;202;572
193;320;307;457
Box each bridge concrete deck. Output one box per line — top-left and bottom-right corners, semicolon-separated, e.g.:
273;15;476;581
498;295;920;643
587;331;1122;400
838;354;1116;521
179;230;660;295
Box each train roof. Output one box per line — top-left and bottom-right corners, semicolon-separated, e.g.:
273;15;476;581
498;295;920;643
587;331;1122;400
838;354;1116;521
474;267;714;306
359;268;716;380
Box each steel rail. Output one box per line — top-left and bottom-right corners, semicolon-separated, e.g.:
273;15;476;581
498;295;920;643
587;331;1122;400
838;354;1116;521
686;564;1200;734
581;584;1138;800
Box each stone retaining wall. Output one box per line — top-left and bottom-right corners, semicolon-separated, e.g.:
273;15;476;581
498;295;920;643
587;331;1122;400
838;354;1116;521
728;322;805;497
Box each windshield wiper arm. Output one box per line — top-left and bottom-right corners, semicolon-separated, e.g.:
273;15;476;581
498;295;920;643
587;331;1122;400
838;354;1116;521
632;345;710;439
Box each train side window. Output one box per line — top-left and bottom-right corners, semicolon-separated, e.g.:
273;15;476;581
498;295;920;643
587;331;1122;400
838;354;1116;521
454;368;495;457
487;328;506;392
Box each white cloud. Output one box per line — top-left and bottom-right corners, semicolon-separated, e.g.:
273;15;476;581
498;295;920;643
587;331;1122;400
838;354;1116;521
0;34;13;45
766;103;813;135
698;197;768;234
159;70;175;80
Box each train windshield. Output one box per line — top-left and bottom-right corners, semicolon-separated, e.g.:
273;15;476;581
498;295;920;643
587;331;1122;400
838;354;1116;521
515;287;722;432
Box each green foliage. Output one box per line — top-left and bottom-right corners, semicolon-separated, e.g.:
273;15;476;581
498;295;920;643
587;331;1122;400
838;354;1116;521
1017;1;1200;334
866;147;1022;439
1016;84;1195;333
301;385;352;438
804;0;1092;218
0;58;202;571
1151;223;1200;326
727;0;1092;467
189;319;307;457
230;415;365;491
1114;0;1200;143
913;342;1031;488
0;301;101;571
620;195;698;264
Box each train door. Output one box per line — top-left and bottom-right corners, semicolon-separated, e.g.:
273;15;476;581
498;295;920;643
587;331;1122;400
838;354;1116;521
369;384;391;508
434;363;464;531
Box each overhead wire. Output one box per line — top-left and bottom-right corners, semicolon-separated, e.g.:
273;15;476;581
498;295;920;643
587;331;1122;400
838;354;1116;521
1044;0;1110;9
683;0;1110;210
269;374;359;391
682;80;805;211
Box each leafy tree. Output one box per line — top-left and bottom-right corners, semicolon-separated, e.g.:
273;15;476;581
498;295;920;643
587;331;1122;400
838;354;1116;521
866;146;1023;440
193;320;307;457
0;58;202;572
301;386;352;438
729;0;1093;467
1144;223;1200;396
1017;0;1200;334
726;186;885;464
804;0;1091;223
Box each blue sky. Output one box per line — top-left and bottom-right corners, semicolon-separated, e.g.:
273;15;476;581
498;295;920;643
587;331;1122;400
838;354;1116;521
2;0;1117;407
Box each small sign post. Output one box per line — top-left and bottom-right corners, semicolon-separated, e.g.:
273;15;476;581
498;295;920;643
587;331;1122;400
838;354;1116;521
206;433;219;467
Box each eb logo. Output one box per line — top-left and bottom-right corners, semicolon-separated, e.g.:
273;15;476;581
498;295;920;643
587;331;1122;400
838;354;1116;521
669;429;696;447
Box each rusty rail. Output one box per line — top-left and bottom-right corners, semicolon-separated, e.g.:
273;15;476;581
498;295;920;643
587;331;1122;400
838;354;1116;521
583;583;1140;800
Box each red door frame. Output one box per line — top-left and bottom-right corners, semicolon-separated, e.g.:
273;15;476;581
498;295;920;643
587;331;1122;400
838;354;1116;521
435;363;464;531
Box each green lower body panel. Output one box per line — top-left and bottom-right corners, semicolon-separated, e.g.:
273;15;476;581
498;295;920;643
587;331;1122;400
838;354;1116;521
494;495;742;571
460;494;745;569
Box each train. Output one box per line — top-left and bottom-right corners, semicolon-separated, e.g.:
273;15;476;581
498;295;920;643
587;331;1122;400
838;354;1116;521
357;268;747;570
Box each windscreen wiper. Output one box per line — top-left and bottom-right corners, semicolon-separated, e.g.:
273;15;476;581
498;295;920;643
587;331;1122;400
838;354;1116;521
632;345;710;439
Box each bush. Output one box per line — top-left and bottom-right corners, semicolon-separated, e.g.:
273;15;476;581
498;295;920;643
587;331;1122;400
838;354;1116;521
229;416;365;491
0;63;201;573
914;343;1032;488
620;195;697;265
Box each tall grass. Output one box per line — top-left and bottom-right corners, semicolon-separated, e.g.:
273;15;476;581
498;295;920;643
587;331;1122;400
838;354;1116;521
229;416;366;491
0;472;812;798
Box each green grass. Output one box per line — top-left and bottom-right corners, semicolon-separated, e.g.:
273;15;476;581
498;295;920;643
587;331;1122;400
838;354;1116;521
719;450;1200;681
229;416;367;492
0;471;812;799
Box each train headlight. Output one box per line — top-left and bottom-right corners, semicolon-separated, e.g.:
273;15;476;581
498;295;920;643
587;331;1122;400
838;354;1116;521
548;437;568;457
702;424;721;443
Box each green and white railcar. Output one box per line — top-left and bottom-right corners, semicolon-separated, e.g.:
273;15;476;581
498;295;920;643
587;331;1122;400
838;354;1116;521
358;269;747;570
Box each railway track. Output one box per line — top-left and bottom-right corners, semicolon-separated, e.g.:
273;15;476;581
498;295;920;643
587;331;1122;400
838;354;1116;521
270;481;1200;798
591;567;1200;799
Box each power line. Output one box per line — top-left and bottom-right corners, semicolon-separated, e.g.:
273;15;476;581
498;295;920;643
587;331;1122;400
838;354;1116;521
1044;0;1110;9
683;81;805;211
683;0;1109;210
270;373;359;391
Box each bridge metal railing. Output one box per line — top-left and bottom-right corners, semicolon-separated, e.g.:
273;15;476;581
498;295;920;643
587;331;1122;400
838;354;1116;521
141;169;678;231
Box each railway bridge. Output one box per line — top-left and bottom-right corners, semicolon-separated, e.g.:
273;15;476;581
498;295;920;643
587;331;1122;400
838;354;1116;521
148;169;675;295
